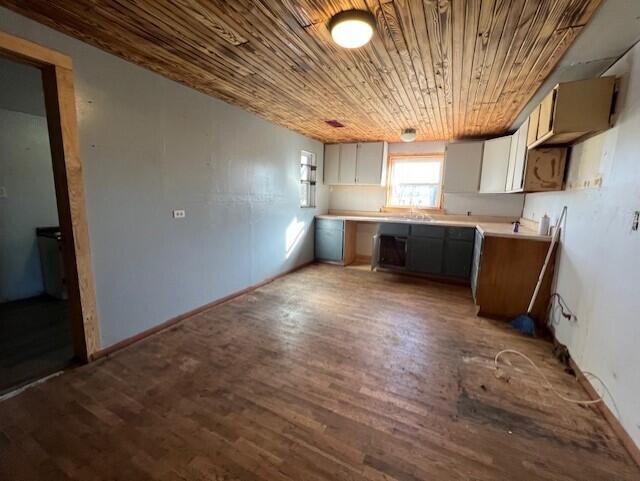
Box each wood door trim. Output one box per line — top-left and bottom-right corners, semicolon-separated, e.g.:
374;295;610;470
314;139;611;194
0;30;72;69
0;31;100;362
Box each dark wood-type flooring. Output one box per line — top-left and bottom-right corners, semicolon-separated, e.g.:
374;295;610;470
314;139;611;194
0;264;638;480
0;295;73;395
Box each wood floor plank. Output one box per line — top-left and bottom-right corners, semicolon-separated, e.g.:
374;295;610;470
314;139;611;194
0;263;638;481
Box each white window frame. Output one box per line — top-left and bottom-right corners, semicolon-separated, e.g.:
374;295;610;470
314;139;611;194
385;153;445;210
299;150;316;208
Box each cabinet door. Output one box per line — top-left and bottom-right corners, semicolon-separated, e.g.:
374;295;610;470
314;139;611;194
339;143;357;184
471;232;483;302
522;148;567;192
505;130;519;191
443;239;474;280
479;136;511;193
527;106;540;147
324;144;340;185
407;237;443;274
537;89;556;140
443;141;484;193
511;118;529;191
355;142;384;185
315;226;344;262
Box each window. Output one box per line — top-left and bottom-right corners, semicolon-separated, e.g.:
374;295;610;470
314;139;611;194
386;154;444;209
299;150;316;208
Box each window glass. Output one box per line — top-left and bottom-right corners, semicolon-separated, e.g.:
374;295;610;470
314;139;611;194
387;156;443;208
300;151;316;208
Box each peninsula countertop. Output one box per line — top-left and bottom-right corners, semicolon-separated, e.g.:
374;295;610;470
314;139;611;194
315;214;551;242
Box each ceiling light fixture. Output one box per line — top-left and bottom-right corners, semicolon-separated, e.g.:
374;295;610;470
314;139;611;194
328;10;375;49
400;128;417;142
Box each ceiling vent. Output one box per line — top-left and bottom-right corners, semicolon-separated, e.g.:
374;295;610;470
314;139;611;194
325;120;345;128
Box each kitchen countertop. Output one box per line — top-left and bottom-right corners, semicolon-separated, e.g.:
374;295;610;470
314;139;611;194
315;214;551;241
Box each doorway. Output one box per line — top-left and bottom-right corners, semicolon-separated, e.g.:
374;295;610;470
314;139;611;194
0;31;100;394
0;56;74;393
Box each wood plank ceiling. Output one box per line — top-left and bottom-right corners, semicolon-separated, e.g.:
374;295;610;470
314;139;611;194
0;0;602;143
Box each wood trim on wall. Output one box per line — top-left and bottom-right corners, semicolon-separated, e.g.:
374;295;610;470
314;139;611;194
92;260;315;360
0;30;72;69
570;359;640;468
0;31;100;362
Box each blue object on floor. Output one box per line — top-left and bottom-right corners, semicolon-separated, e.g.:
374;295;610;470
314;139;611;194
510;314;536;336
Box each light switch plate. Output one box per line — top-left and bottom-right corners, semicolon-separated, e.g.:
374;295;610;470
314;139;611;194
172;209;186;219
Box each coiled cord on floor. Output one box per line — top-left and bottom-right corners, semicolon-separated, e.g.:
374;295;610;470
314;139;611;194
494;349;603;405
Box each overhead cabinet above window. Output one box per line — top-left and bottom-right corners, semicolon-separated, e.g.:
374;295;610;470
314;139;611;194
323;141;388;186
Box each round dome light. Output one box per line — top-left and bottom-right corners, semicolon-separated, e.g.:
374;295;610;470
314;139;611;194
400;128;417;142
329;10;375;49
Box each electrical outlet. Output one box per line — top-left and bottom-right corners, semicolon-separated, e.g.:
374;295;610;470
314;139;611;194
172;209;186;219
632;211;639;231
0;186;6;198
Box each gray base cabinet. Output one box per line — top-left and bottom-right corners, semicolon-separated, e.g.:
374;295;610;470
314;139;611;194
405;225;475;282
315;219;344;262
407;237;444;274
443;240;474;279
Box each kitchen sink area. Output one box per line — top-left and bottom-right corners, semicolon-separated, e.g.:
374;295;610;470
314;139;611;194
314;213;556;323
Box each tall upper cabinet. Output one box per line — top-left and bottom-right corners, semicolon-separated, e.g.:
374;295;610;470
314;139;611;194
505;118;529;192
479;137;512;193
324;141;388;185
443;141;484;193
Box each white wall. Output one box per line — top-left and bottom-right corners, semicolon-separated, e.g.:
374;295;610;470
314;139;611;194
0;57;47;116
329;140;525;217
0;8;329;347
0;108;58;301
523;42;640;448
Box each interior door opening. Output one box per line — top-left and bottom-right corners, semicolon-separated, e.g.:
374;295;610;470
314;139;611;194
0;31;101;393
0;56;75;394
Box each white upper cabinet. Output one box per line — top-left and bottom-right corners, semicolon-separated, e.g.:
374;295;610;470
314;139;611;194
323;142;388;185
324;144;340;185
443;141;484;193
507;118;529;192
505;130;519;192
479;136;512;193
356;141;388;185
338;143;358;183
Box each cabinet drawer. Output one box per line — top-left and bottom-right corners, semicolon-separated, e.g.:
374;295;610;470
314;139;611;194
315;228;343;261
411;225;446;238
446;227;475;241
316;218;344;231
378;223;410;237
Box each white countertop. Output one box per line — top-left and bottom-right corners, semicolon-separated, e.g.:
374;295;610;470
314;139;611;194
316;214;551;242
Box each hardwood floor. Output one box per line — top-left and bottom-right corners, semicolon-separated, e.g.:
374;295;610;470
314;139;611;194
0;296;73;395
0;263;637;480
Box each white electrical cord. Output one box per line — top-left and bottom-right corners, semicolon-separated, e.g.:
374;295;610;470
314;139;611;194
494;349;603;405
